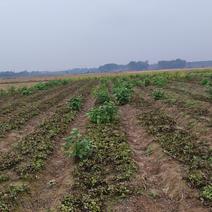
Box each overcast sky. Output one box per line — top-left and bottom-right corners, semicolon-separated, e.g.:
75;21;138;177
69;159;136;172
0;0;211;71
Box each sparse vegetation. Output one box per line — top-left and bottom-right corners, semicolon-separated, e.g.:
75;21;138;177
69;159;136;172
0;70;211;210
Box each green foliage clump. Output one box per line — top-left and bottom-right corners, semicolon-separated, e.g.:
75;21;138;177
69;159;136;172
64;128;92;160
201;185;212;201
0;79;72;97
188;170;205;187
60;194;101;212
18;87;33;95
153;76;168;87
113;82;133;105
0;89;7;96
0;184;28;211
60;123;137;211
68;96;83;111
33;79;71;91
33;82;48;90
139;109;211;203
93;84;110;104
152;89;166;100
0;175;9;183
95;89;110;104
201;79;209;86
87;101;117;124
143;78;151;87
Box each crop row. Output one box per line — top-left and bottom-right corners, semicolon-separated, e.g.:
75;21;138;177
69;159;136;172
59;80;137;211
0;81;83;137
0;79;71;97
133;92;212;204
166;85;212;103
0;81;95;211
142;86;211;123
0;81;94;175
0;81;74;117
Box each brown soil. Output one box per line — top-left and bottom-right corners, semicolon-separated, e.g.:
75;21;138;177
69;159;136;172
0;83;72;112
0;83;81;154
136;87;212;148
0;93;70;154
0;83;77;121
16;96;95;212
113;104;209;212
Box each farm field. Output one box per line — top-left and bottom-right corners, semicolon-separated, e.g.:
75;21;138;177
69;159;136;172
0;69;211;211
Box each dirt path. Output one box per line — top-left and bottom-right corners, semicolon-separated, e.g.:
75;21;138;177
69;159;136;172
17;96;95;212
114;104;209;212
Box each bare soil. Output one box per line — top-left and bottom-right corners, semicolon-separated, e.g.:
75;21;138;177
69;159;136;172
113;104;209;212
16;96;95;212
0;83;80;154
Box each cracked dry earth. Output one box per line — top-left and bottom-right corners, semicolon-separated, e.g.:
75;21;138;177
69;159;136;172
112;104;209;212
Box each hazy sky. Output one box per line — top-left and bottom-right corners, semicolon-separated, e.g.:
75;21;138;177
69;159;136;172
0;0;212;71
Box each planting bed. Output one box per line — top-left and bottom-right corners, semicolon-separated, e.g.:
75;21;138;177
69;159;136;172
0;70;211;211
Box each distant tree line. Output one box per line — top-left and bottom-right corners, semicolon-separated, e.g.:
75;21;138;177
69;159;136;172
98;61;149;72
157;59;186;69
1;59;212;79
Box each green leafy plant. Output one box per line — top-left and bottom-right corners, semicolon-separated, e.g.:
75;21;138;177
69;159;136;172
94;88;110;104
68;96;83;111
18;87;33;95
201;79;209;86
0;175;9;183
113;85;132;105
0;89;7;96
0;184;28;211
64;128;92;160
33;82;48;90
87;101;117;124
143;78;151;87
153;76;167;87
188;170;205;187
152;89;166;100
201;185;212;201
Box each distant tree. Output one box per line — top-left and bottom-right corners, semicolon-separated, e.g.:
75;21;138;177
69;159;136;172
98;63;120;72
127;61;149;71
158;59;186;69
